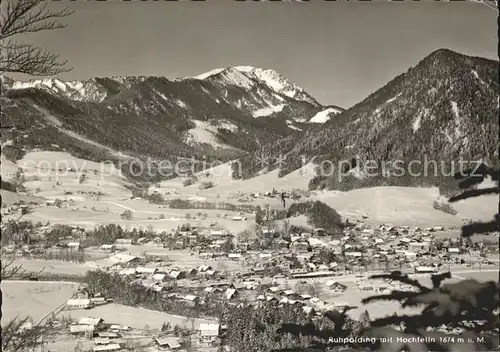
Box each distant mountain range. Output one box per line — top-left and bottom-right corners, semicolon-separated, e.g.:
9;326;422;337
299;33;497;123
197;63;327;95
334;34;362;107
1;66;344;167
2;49;498;190
235;49;499;190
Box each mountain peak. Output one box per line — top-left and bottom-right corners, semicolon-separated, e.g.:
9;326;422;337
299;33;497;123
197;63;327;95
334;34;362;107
194;65;321;107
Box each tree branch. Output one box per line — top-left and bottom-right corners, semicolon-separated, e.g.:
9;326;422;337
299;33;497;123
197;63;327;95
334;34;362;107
0;0;73;75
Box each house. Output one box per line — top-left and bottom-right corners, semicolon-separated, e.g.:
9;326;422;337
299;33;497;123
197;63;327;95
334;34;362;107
199;323;220;346
409;242;428;250
228;253;241;261
303;306;315;314
314;228;327;236
94;337;110;345
198;265;212;272
70;324;94;334
404;252;418;261
168;270;182;280
109;253;138;266
108;324;132;332
119;268;137;276
374;238;384;245
97;331;121;339
174;240;185;249
414;266;438;274
182;294;197;303
332;301;350;309
67;242;80;250
100;244;116;252
291;241;309;253
152;273;167;282
344;251;362;258
78;317;104;327
448;248;460;255
155;337;181;351
136;267;157;275
92;344;121;352
325;281;347;293
199;252;213;259
289;268;308;277
262;227;276;236
90;297;107;305
66;299;93;310
45;199;56;207
210;230;226;238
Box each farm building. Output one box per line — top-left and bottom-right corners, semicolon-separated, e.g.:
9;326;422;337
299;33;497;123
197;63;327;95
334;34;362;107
66;299;93;310
97;331;121;338
100;244;116;251
109;324;132;332
344;251;362;258
199;323;220;346
109;253;139;266
291;241;309;253
45;200;56;207
94;337;111;345
67;242;80;250
90;297;107;305
119;268;136;276
404;252;418;261
69;324;94;334
136;267;157;275
325;281;347;292
210;230;226;239
152;273;167;282
154;337;181;351
228;253;241;261
92;343;121;352
78;317;104;327
292;271;335;279
414;266;438;273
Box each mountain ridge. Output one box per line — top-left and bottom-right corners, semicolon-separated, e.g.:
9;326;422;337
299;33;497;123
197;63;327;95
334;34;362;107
1;66;341;182
233;48;499;191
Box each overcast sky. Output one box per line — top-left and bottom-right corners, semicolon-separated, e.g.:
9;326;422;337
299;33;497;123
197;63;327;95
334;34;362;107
17;1;498;108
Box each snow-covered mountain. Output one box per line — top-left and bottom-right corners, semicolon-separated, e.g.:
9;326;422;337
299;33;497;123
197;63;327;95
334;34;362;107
193;65;321;107
4;76;147;103
1;66;342;170
236;49;499;184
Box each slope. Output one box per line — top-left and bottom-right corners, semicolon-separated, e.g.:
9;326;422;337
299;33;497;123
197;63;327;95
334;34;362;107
235;49;499;191
2;65;337;177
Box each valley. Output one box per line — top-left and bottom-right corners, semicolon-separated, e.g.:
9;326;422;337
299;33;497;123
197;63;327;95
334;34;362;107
2;46;498;352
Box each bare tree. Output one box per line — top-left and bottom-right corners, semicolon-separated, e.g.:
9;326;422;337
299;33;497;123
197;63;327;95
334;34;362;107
2;316;48;352
0;0;74;75
1;257;25;279
1;257;45;280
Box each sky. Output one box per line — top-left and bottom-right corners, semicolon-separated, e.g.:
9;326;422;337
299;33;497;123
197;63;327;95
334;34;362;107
14;0;498;108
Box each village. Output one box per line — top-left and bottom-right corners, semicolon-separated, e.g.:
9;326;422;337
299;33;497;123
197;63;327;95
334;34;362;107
2;203;498;352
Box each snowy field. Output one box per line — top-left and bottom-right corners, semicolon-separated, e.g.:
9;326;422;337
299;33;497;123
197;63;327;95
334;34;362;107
57;303;216;330
1;281;79;324
9;258;94;276
5;151;495;233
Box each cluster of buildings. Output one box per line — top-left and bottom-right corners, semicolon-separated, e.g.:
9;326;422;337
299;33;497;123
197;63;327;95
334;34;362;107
62;315;221;352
